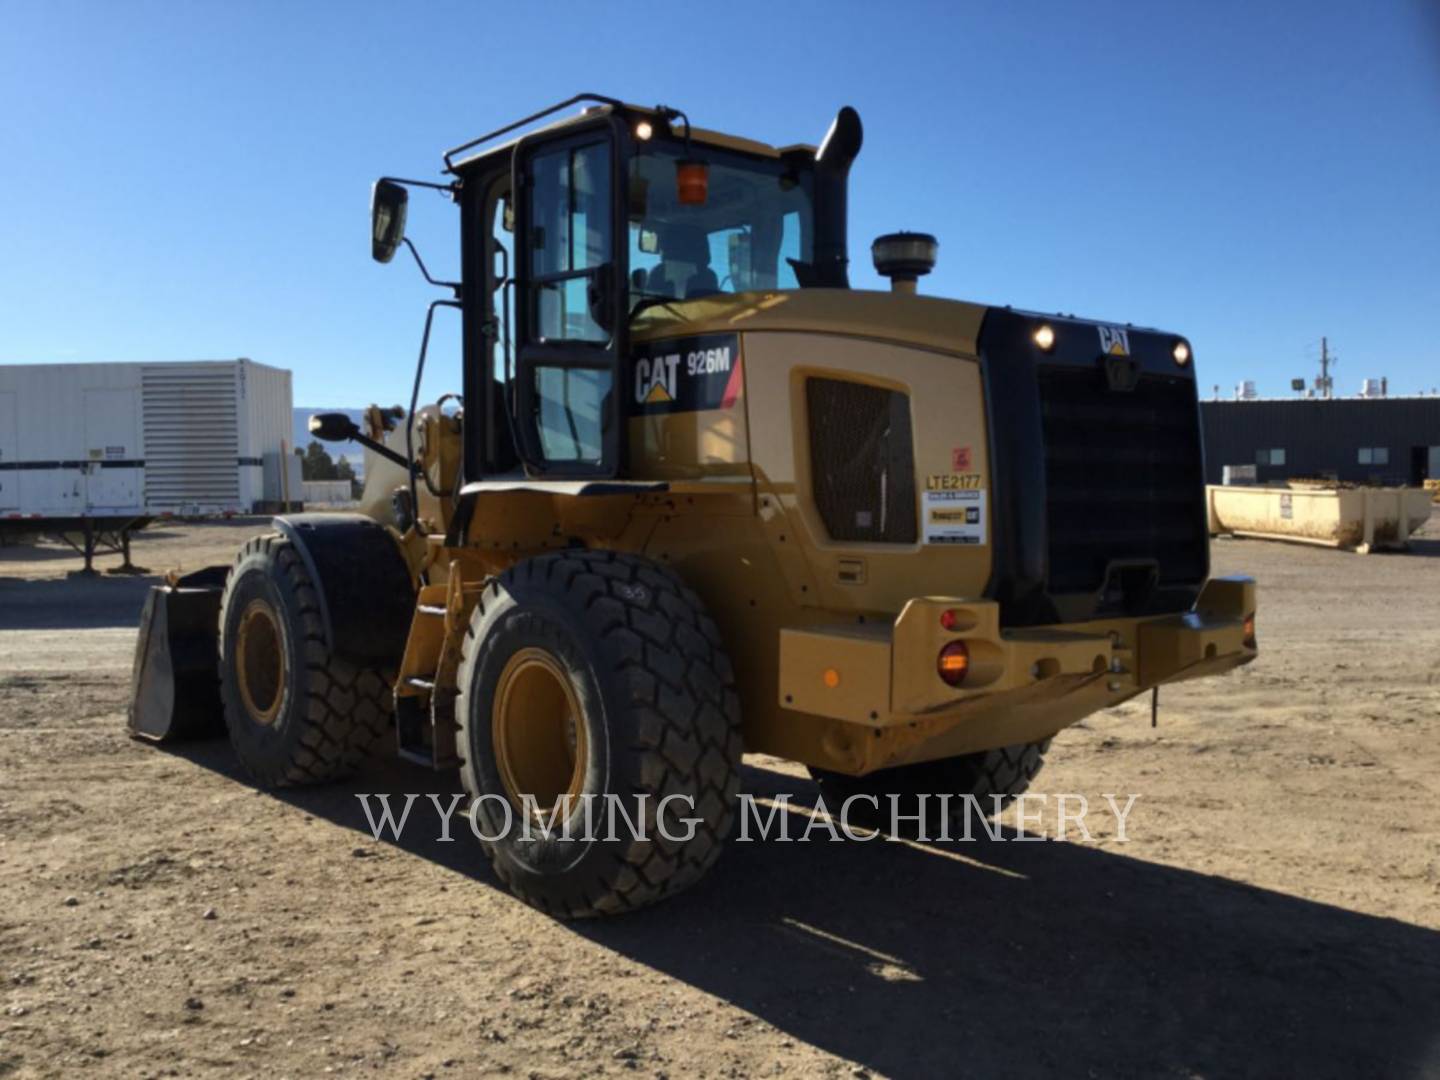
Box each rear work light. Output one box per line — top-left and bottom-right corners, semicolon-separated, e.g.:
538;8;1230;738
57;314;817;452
937;641;970;686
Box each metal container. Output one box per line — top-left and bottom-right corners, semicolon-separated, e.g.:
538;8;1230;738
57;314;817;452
0;358;293;522
1207;483;1433;553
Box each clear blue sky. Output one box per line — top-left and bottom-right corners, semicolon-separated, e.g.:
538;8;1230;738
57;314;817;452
3;0;1437;405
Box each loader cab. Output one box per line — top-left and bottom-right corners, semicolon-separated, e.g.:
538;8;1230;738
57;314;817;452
453;108;630;483
444;99;857;488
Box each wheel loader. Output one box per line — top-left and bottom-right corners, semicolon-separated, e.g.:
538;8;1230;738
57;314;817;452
128;94;1258;917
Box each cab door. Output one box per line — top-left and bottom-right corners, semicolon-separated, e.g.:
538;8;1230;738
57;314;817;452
511;119;628;478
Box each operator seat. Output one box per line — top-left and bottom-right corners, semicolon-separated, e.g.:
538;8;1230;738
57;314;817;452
644;225;720;300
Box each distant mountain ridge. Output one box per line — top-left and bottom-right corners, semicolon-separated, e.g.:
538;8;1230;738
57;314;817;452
293;407;366;477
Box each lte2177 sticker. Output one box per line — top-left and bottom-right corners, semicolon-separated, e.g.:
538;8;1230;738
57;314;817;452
632;333;742;414
925;473;983;491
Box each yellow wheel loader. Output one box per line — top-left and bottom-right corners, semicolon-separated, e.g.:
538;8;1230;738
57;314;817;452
128;94;1257;917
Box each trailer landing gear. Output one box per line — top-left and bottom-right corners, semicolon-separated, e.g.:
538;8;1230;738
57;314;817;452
58;516;152;577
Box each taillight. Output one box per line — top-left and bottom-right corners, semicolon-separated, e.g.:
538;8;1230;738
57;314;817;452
937;641;970;686
1243;614;1257;649
939;608;961;631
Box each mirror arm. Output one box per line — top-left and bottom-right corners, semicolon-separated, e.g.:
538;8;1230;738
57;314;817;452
402;238;461;297
378;175;456;194
311;415;412;471
351;432;411;471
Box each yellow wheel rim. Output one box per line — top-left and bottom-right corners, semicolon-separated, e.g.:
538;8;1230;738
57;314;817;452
492;647;589;818
235;598;285;726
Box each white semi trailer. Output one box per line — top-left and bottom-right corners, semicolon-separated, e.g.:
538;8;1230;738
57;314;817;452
0;358;295;570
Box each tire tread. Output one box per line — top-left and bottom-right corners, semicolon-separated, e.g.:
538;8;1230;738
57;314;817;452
454;550;742;918
218;533;392;787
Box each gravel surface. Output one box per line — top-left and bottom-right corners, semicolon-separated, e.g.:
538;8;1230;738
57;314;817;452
1;516;1438;1078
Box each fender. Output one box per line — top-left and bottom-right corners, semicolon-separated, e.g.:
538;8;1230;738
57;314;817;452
272;513;415;668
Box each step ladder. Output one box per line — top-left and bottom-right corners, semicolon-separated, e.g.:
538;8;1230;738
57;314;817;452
394;574;482;769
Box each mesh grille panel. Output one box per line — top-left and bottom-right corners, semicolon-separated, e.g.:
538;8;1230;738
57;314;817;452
807;378;917;544
1038;368;1207;594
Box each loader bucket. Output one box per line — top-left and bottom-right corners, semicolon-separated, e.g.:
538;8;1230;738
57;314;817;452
127;566;230;742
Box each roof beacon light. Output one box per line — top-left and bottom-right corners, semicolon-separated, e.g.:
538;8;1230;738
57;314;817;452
676;160;708;206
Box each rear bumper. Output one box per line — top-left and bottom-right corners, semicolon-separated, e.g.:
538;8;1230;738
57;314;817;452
778;576;1256;761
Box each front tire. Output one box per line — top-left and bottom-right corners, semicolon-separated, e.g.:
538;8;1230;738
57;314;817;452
218;533;392;787
455;551;742;918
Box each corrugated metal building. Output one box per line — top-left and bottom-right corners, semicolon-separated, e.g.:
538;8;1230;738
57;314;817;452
1200;397;1440;486
0;358;295;520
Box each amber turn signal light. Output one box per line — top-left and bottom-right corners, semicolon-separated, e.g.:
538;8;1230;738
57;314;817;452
937;641;970;686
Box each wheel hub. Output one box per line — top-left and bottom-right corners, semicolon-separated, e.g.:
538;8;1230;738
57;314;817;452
492;647;588;817
235;598;285;726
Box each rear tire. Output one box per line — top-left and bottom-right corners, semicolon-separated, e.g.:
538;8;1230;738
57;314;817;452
218;533;392;787
810;740;1051;835
455;551;742;918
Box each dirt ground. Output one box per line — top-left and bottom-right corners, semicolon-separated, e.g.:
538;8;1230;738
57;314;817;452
2;516;1438;1079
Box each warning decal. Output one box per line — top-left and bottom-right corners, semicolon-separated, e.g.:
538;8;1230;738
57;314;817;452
631;333;742;415
922;489;987;546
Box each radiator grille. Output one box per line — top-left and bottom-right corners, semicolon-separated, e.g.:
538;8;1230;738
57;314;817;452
807;378;917;544
1038;368;1207;594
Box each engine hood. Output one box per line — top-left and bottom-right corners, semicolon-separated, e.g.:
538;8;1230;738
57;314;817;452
631;288;988;358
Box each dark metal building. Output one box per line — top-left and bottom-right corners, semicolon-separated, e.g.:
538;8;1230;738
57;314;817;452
1200;397;1440;486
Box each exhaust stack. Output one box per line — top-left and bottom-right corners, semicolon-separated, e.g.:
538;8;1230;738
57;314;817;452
812;106;863;288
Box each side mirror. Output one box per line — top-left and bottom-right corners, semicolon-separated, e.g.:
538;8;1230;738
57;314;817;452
371;180;409;264
308;412;360;443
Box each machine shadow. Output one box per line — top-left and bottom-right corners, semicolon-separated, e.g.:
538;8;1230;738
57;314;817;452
1399;535;1440;559
0;574;162;630
165;743;1440;1079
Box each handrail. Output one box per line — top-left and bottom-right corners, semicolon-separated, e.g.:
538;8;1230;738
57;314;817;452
442;92;625;171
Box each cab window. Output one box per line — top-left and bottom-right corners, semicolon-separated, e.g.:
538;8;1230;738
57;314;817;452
529;140;612;343
536;366;608;464
627;143;813;308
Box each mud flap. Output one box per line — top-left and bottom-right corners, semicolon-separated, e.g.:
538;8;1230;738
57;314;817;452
127;566;230;742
